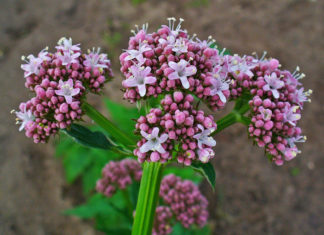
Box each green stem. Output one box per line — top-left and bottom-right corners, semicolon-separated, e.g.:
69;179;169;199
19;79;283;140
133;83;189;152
132;162;164;235
212;101;251;135
82;102;135;148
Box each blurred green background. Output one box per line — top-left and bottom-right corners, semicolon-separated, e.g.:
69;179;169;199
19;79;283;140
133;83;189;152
1;0;323;234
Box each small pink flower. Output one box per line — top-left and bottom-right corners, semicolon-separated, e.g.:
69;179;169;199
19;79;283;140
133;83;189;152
55;79;80;104
193;124;216;149
123;65;156;97
140;127;168;154
263;72;284;99
168;59;197;89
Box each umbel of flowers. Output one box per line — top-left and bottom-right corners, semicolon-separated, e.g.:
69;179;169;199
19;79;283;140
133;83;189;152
120;18;231;111
224;54;311;165
96;159;209;235
133;91;217;165
13;37;113;143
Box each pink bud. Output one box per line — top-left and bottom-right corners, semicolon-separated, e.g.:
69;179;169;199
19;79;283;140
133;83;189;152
175;111;186;124
173;91;184;103
150;152;160;162
59;103;69;113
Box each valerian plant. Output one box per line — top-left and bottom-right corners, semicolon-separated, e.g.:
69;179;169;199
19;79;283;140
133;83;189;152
13;18;311;235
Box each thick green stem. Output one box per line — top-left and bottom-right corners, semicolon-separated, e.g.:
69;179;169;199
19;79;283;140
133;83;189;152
82;102;135;148
132;162;164;235
212;101;251;136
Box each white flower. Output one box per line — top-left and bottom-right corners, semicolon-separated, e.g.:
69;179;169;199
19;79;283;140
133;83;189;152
21;55;43;77
123;65;156;97
263;72;284;99
193;124;216;149
84;48;109;69
139;127;168;154
15;106;35;131
171;38;188;55
125;42;151;62
56;37;81;52
168;59;197;89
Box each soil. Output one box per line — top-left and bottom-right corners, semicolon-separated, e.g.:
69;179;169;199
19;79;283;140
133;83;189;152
0;0;323;234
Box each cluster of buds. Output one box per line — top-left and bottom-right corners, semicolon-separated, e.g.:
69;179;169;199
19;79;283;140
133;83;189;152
225;54;311;165
133;91;217;165
96;160;209;234
158;174;209;231
13;37;113;143
96;159;142;197
120;18;231;111
152;206;173;235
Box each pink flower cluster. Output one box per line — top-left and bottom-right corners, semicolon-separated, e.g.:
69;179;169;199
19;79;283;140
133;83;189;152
159;174;209;230
14;37;113;143
96;159;142;197
225;54;311;165
120;18;231;111
96;160;209;234
133;91;217;165
152;206;173;235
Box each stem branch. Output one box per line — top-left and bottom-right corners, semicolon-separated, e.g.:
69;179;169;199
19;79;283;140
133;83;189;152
82;102;135;148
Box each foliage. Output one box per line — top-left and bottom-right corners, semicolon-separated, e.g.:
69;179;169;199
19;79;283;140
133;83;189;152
55;98;212;234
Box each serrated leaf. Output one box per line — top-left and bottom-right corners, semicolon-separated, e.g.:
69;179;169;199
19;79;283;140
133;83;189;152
191;162;216;190
63;123;114;150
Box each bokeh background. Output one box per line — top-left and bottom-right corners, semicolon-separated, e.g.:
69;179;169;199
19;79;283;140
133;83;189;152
0;0;323;234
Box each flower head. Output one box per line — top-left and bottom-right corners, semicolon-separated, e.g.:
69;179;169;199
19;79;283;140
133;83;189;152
123;65;156;97
56;51;80;66
140;127;168;154
168;59;197;89
55;79;80;104
193;124;216;149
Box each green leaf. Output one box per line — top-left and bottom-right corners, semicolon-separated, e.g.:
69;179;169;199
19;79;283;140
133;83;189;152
64;194;111;219
62;123;114;150
104;98;144;137
191;162;216;190
62;147;92;183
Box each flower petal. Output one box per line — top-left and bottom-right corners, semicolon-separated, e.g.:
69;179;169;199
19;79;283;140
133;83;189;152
151;127;159;138
140;141;153;153
179;76;190;89
138;84;146;97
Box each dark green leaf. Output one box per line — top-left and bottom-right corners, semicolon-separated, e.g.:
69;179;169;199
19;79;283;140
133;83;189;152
63;123;114;150
191;162;216;190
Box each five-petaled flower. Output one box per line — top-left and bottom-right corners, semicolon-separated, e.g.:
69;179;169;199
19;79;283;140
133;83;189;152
263;72;284;99
83;48;109;69
139;127;168;154
283;105;301;126
210;68;230;103
168;59;197;89
55;78;80;104
56;37;81;52
123;65;156;97
125;42;151;62
21;55;43;77
15;106;35;131
193;124;216;149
